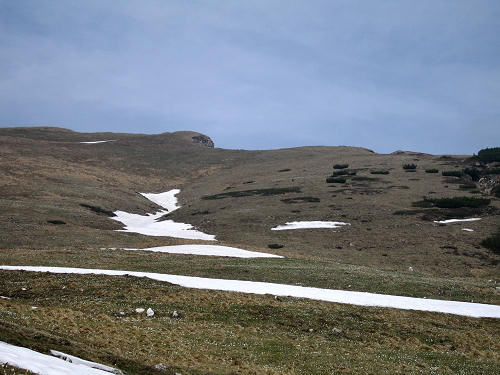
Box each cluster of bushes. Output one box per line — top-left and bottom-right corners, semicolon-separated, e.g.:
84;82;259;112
412;196;490;209
425;168;439;173
477;147;500;162
403;164;417;170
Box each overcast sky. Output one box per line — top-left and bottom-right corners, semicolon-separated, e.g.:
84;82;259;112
1;1;499;154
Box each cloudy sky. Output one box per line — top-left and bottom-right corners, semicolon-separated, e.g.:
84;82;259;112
1;0;499;154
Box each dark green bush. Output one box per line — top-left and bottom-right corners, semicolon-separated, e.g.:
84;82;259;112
268;243;284;249
403;164;417;170
333;164;349;169
47;220;66;225
278;168;291;172
477;147;500;162
414;196;491;208
459;183;476;190
202;187;301;200
326;177;346;183
80;203;116;217
482;167;500;175
492;185;500;198
480;230;500;254
425;169;439;173
463;168;481;181
442;171;463;177
331;170;356;176
370;170;389;175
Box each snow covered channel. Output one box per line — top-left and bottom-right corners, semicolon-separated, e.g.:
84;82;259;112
120;244;283;258
2;266;499;318
111;189;216;241
434;218;481;224
272;221;350;230
0;341;114;375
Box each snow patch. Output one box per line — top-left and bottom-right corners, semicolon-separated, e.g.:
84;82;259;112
272;221;350;230
1;266;499;319
111;189;216;241
462;228;474;232
0;341;113;375
50;350;121;374
120;244;283;258
79;140;116;144
434;218;481;224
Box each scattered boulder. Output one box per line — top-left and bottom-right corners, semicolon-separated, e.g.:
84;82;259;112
135;308;145;314
147;308;155;317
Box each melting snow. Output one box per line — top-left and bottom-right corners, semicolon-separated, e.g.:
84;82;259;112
462;228;474;232
111;189;216;241
1;266;499;318
120;244;283;258
0;341;113;375
79;140;116;144
434;218;481;224
272;221;350;230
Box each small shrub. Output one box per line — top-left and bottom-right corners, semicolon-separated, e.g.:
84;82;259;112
268;243;284;249
403;164;417;170
47;220;66;225
80;203;116;217
480;230;500;254
442;171;463;177
326;177;346;183
477;147;500;162
243;180;255;184
370;170;389;175
333;164;349;169
425;169;439;173
278;168;291;172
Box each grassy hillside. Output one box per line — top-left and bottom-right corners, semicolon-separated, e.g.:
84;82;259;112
0;127;499;374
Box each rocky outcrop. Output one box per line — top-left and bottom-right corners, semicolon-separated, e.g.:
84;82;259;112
192;134;214;148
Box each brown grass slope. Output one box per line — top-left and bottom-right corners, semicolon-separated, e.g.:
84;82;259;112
1;127;500;374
